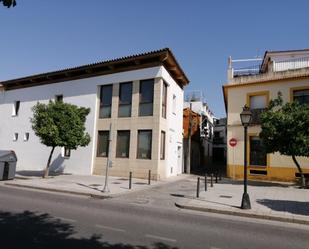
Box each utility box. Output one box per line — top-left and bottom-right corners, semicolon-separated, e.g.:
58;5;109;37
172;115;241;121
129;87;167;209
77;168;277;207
0;150;17;180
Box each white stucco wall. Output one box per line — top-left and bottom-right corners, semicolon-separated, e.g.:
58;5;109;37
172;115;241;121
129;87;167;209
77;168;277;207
0;66;165;175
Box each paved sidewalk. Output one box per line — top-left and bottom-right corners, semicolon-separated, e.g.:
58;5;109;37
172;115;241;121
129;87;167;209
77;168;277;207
175;178;309;225
1;173;189;198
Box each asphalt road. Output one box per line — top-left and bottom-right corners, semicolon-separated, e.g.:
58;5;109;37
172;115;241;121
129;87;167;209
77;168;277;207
0;183;309;249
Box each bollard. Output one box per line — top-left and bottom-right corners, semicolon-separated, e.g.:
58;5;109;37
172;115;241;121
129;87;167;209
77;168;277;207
215;171;218;183
210;173;213;187
148;170;151;185
196;177;200;198
204;174;207;191
129;171;132;189
219;171;222;181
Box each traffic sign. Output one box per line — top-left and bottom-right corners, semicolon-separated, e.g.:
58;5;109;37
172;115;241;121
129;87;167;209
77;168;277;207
229;138;237;147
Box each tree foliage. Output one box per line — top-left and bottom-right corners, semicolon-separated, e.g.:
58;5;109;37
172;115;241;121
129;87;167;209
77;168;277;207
31;101;91;177
259;92;309;187
0;0;16;8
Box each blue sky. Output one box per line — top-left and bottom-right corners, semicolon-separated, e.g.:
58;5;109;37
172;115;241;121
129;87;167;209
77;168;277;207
1;1;309;117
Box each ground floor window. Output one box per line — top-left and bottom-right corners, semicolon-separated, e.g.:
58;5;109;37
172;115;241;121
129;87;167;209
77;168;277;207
137;130;152;159
116;130;130;158
97;131;109;157
160;131;166;160
249;136;266;166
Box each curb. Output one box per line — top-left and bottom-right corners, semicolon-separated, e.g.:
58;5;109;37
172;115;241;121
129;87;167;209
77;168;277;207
175;201;309;225
4;182;111;199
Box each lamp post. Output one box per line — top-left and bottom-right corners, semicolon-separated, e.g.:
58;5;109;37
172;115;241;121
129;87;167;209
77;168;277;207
240;105;252;209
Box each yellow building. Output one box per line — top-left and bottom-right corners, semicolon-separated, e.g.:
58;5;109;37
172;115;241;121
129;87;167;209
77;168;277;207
223;49;309;182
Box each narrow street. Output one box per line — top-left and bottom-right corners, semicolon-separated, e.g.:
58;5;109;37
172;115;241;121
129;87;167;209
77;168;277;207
1;178;308;249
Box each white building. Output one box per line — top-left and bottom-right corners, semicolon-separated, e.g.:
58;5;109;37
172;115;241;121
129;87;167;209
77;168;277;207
0;48;189;179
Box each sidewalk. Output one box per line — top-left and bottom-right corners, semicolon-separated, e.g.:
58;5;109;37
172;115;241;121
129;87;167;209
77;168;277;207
175;178;309;225
1;173;189;198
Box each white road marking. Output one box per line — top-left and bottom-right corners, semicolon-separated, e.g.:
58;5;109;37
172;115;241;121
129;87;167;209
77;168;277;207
145;234;177;243
54;217;77;223
95;224;126;232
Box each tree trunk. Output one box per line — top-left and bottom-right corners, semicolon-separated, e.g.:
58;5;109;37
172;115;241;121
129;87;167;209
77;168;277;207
292;155;306;188
43;147;55;178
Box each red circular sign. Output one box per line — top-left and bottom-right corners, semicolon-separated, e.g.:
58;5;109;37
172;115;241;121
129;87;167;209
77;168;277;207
229;138;237;147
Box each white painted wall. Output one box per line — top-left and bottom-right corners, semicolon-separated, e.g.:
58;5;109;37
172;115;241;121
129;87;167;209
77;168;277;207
0;66;164;175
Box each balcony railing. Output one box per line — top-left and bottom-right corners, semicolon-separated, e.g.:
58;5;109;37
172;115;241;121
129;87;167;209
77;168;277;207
251;108;266;125
274;57;309;72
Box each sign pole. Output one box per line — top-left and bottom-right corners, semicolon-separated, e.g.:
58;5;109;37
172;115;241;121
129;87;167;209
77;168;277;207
102;123;112;193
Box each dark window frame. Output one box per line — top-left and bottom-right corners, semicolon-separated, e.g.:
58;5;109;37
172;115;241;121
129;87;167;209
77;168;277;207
160;131;166;160
97;131;110;157
55;95;63;102
99;85;113;118
139;79;154;116
162;81;167;118
249;135;267;167
13;101;20;116
116;130;130;158
137;130;152;159
118;82;133;117
293;88;309;105
64;147;71;158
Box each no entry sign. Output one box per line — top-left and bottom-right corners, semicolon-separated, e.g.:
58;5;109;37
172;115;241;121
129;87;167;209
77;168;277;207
229;138;237;147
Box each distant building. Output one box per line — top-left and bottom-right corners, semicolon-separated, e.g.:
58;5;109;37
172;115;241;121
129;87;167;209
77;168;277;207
0;48;189;180
212;118;227;174
183;93;215;173
223;48;309;181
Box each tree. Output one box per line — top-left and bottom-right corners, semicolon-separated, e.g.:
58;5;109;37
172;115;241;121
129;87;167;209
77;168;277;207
260;92;309;188
31;101;91;178
0;0;16;8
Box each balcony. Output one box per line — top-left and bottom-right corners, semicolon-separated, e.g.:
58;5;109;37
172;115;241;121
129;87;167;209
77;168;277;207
250;108;266;125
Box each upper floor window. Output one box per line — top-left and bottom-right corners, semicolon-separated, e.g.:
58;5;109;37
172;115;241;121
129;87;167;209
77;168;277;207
248;93;268;124
12;101;20;116
55;95;63;102
139;79;154;116
162;82;167;118
24;132;30;141
116;130;130;158
172;94;176;114
97;131;109;157
99;85;113;118
293;89;309;105
118;82;132;117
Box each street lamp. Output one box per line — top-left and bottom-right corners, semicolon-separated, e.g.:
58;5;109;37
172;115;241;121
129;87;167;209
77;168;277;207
240;105;252;209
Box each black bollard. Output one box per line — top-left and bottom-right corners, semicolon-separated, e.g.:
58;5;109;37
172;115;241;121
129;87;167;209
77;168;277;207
129;171;132;189
219;171;222;181
196;177;200;198
211;173;213;187
205;174;207;191
148;170;151;185
215;171;218;183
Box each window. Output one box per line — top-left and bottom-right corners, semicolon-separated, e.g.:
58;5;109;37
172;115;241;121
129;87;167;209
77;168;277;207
160;131;166;160
214;131;220;138
13;133;18;141
248;93;268;124
249;136;267;166
139;79;154;116
55;95;63;102
249;95;267;109
97;131;109;157
137;130;152;159
172;95;176;114
162;82;167;118
12;101;20;116
118;82;132;117
293;89;309;104
116;131;130;158
64;147;71;158
99;85;113;118
24;132;29;141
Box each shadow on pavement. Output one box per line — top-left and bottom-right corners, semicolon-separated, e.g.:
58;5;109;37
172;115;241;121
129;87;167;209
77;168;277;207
16;170;72;177
0;211;179;249
218;179;295;188
256;199;309;215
